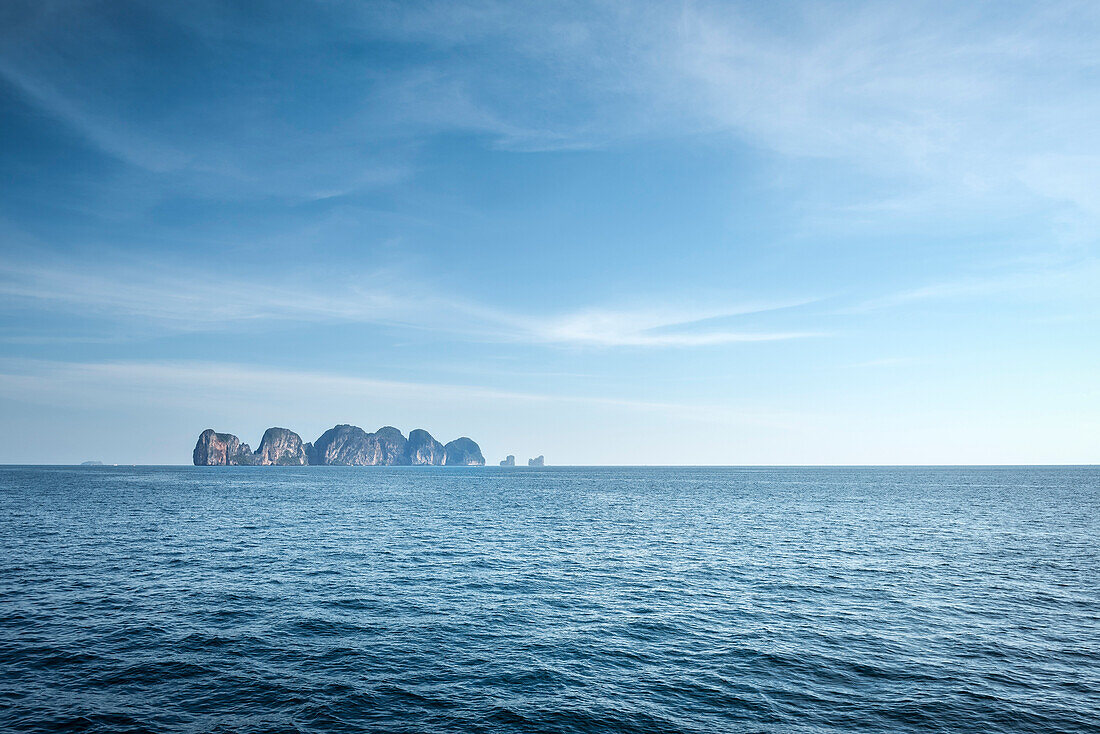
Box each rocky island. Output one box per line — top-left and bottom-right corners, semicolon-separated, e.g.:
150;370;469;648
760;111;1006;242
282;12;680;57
193;425;485;466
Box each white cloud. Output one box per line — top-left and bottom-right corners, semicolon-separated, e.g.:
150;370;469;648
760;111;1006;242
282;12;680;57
528;302;821;347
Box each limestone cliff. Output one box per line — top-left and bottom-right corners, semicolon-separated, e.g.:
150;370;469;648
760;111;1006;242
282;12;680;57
406;429;445;465
193;425;484;467
374;426;410;465
193;429;257;466
307;424;378;466
255;427;309;466
444;437;486;466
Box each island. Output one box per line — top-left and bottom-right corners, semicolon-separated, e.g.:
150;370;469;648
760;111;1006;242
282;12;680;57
193;425;485;466
529;455;545;467
500;455;515;466
80;460;104;466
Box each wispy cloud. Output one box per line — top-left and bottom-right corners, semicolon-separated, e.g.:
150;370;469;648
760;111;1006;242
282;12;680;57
527;302;822;347
8;0;1100;217
841;258;1100;314
0;358;806;430
0;59;188;172
0;258;819;348
0;261;403;326
329;1;1100;215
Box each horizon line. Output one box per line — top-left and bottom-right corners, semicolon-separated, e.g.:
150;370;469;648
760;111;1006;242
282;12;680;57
4;464;1097;469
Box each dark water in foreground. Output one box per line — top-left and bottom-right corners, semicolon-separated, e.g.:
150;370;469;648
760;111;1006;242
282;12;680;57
1;466;1098;733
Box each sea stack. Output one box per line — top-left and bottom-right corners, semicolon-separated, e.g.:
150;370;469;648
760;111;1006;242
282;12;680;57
528;455;545;467
500;455;515;466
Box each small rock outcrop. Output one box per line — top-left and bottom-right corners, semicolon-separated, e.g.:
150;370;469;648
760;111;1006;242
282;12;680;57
406;429;445;465
444;437;485;466
193;425;484;466
528;455;545;467
500;455;515;466
193;429;257;465
255;427;309;465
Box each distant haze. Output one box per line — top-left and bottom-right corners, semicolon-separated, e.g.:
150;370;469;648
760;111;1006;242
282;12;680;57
0;2;1097;464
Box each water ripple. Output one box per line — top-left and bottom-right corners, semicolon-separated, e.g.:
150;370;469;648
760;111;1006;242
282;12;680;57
0;465;1098;733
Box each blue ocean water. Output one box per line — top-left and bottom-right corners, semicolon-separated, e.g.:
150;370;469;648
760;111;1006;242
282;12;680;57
0;466;1098;733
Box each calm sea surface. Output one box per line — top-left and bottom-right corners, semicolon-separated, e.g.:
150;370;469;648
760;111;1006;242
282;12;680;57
1;466;1098;733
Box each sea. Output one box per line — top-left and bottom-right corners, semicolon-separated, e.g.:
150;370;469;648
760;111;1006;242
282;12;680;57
0;465;1097;733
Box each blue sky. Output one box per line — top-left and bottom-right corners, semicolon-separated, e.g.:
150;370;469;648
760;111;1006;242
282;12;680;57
0;0;1097;464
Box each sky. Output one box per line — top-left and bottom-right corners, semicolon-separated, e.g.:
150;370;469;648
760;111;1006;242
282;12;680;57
0;0;1097;465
